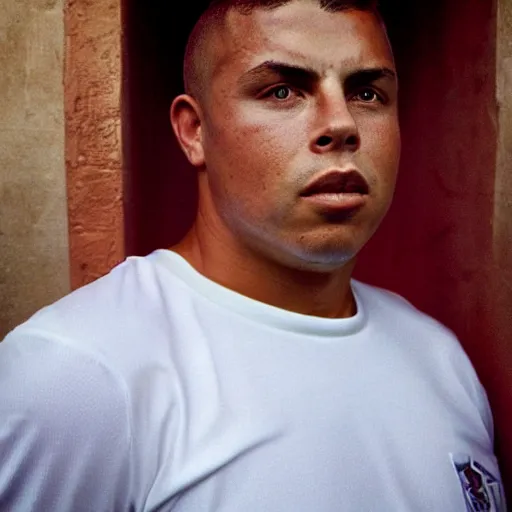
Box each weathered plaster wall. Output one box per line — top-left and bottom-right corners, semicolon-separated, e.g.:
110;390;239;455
0;0;69;338
65;0;124;289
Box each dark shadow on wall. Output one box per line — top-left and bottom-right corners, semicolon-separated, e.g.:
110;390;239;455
122;2;206;258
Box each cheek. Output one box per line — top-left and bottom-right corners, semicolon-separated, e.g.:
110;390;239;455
202;124;286;219
362;117;400;172
208;113;296;186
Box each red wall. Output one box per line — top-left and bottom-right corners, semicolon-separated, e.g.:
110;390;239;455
357;2;498;359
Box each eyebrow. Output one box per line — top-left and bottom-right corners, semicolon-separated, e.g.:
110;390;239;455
345;67;397;88
239;61;319;85
238;60;397;87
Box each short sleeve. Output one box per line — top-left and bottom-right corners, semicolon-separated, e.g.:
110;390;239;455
0;329;134;511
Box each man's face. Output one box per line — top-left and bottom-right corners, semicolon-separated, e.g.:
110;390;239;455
196;1;400;271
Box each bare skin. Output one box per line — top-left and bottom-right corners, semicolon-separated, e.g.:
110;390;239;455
170;1;400;319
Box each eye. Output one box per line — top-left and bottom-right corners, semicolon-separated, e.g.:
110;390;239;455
354;88;381;103
258;84;304;106
272;86;292;100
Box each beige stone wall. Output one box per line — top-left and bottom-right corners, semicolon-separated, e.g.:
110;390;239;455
0;0;69;338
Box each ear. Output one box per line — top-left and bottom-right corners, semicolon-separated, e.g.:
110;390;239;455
170;94;205;167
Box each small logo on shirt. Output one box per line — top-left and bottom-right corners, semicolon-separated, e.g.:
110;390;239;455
450;453;504;512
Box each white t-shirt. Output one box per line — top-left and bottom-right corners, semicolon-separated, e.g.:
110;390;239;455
0;250;506;511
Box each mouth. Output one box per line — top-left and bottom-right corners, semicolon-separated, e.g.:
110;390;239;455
300;169;369;197
299;169;369;212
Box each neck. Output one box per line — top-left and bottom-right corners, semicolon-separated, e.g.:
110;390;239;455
170;206;357;320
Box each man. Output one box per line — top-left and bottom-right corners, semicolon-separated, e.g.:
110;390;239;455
0;0;506;510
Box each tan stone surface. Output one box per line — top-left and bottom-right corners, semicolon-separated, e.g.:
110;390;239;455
0;0;69;338
64;0;124;288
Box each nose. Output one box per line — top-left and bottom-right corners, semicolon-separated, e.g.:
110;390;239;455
309;91;360;154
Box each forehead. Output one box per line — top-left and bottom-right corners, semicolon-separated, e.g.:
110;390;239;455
210;2;394;82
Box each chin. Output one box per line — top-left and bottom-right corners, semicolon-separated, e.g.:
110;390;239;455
302;253;358;272
275;242;360;273
241;223;366;272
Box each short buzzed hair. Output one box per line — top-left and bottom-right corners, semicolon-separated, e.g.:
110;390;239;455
206;0;378;14
183;0;380;100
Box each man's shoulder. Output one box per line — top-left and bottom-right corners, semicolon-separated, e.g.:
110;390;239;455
352;279;454;336
30;253;164;322
6;253;177;377
353;280;492;388
0;311;136;510
352;280;490;410
0;253;181;508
